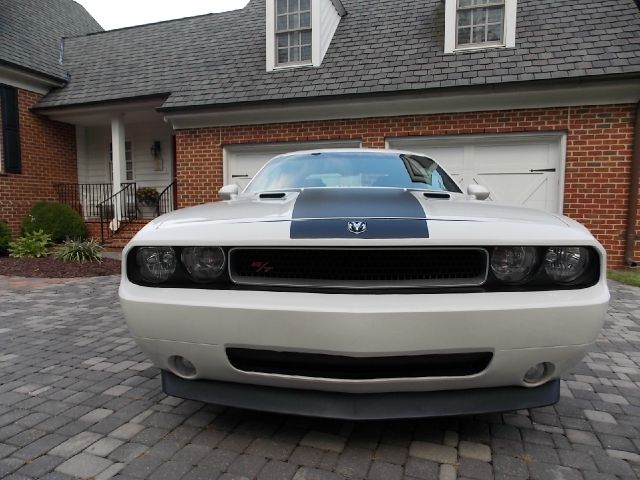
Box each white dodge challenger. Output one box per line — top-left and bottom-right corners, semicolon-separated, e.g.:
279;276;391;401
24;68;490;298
120;149;609;419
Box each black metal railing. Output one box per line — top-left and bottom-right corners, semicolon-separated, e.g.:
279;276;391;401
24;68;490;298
99;183;138;243
54;183;114;218
156;181;176;217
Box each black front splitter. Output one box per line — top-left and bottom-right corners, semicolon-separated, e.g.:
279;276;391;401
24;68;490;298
162;371;560;420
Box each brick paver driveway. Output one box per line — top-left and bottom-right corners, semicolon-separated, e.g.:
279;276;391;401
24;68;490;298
0;277;639;480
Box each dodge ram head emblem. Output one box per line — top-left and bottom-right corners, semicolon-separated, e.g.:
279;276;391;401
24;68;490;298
347;221;367;235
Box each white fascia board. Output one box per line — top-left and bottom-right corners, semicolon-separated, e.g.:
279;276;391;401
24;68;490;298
0;65;64;94
445;0;517;54
164;79;640;130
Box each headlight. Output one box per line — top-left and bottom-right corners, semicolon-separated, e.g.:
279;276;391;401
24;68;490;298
136;247;177;283
544;247;589;283
181;247;226;282
490;246;539;284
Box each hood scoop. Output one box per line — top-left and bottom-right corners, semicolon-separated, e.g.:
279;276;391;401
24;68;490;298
424;192;451;200
259;192;287;200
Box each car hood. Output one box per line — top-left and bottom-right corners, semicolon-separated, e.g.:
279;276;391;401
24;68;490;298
126;187;600;246
154;188;568;228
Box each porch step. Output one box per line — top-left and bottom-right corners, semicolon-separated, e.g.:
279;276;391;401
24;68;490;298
102;219;149;248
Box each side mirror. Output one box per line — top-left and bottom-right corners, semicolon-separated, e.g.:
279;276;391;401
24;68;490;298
467;184;490;201
219;184;239;201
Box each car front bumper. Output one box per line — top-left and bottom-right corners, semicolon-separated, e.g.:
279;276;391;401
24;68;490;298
120;278;608;403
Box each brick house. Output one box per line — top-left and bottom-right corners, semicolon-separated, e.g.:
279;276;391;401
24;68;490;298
1;0;639;267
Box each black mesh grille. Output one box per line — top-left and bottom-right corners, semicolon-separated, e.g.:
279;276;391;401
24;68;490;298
227;348;493;379
229;248;488;289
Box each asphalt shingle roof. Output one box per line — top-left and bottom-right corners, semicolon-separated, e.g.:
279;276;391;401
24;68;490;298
0;0;102;81
36;0;640;111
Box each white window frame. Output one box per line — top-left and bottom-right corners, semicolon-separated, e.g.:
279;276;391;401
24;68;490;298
267;0;321;71
444;0;517;54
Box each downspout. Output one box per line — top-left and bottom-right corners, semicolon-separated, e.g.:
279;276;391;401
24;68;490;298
625;101;640;268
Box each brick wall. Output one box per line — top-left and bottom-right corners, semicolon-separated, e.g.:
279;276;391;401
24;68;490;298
0;88;78;236
175;104;638;268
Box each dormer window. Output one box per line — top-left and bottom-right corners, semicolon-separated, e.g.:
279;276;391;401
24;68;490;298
276;0;312;65
266;0;346;71
456;0;504;47
444;0;517;54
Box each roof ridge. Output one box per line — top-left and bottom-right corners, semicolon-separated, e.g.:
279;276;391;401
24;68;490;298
61;2;251;40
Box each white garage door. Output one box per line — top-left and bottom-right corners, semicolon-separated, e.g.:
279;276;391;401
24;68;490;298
224;140;362;190
387;133;565;213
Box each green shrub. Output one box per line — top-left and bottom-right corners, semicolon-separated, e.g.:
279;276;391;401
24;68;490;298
0;220;11;256
8;230;51;258
22;201;87;243
53;239;103;263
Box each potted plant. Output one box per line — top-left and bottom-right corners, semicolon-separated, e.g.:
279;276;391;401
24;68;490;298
137;187;160;219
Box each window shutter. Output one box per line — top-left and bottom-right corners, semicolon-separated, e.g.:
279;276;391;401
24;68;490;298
0;85;21;174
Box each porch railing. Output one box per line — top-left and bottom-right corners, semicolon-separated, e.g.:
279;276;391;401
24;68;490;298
156;181;176;217
99;183;138;244
55;182;178;244
54;183;113;218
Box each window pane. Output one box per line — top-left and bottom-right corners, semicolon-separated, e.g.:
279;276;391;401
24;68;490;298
458;0;472;6
301;45;311;60
278;48;289;63
472;8;486;26
300;0;310;11
472;25;486;43
277;33;288;47
457;10;471;27
291;46;300;62
289;13;299;29
277;0;287;14
487;23;502;41
301;30;312;45
277;15;287;31
487;6;503;23
300;11;311;28
288;0;298;12
457;26;471;45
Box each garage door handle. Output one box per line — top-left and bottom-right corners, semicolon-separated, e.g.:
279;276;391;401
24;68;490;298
232;174;250;178
530;168;556;173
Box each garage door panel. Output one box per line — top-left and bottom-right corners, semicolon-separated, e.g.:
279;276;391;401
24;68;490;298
225;140;361;189
387;134;564;213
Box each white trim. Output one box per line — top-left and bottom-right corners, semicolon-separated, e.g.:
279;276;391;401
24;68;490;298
266;0;276;71
504;0;517;48
312;0;321;67
0;65;63;94
75;126;87;182
558;132;567;214
385;131;566;213
164;79;640;130
444;0;517;54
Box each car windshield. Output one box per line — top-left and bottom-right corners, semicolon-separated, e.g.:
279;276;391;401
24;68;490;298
245;151;461;193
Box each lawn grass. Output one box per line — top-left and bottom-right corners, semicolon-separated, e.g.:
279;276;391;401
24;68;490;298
608;269;640;287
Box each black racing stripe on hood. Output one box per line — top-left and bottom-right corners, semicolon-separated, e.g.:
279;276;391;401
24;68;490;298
290;188;429;239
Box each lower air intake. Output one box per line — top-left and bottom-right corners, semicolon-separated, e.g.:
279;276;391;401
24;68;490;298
227;348;493;380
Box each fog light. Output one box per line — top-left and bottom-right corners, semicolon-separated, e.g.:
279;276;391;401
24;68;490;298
523;362;553;384
170;356;197;379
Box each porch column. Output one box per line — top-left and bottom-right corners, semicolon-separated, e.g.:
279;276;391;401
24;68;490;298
111;116;126;223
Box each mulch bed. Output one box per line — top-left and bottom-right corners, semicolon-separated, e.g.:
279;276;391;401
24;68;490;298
0;256;120;278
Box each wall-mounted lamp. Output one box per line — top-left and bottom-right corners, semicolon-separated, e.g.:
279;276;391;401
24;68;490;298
151;140;163;171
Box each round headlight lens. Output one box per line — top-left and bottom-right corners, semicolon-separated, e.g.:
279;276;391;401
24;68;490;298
491;246;539;284
544;247;589;283
136;247;177;283
181;247;226;282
